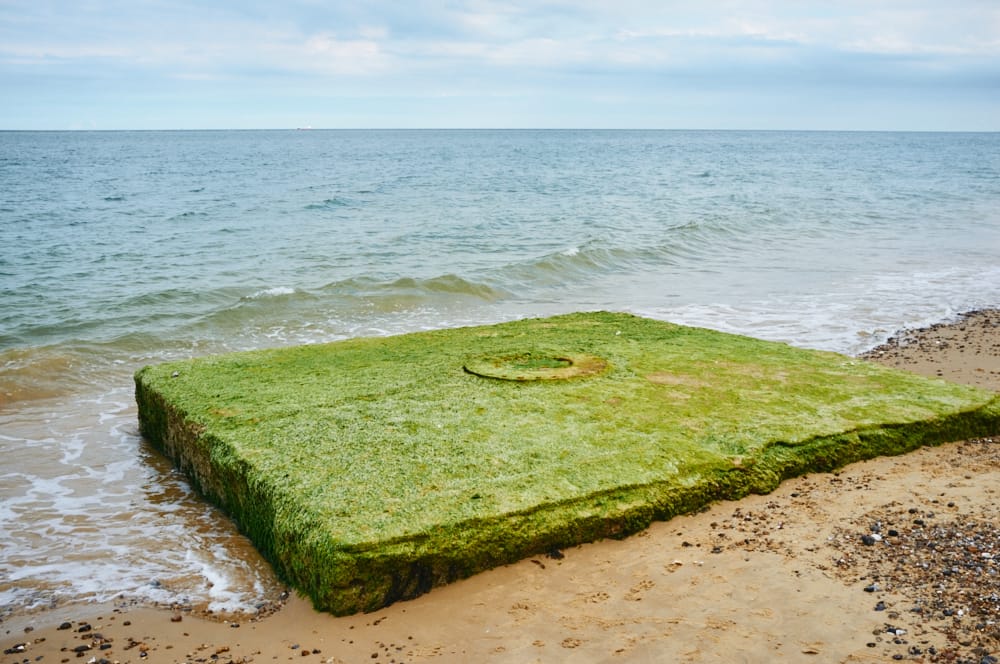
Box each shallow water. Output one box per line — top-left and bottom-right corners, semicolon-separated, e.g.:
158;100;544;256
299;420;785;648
2;129;999;618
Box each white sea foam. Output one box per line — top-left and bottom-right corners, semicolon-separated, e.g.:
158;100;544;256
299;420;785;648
640;264;1000;355
246;286;296;299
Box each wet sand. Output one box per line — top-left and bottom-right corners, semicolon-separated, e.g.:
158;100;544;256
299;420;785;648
3;311;999;663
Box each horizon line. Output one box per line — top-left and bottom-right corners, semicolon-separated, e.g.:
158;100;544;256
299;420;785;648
2;127;998;133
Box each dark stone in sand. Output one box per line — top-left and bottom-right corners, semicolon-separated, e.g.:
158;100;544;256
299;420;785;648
57;622;72;630
861;534;877;546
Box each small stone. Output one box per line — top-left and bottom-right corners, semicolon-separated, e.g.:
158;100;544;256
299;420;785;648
860;534;876;546
864;583;879;593
887;529;899;537
58;622;72;630
875;601;886;611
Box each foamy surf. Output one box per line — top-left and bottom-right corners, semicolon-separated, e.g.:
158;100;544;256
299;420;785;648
0;385;284;619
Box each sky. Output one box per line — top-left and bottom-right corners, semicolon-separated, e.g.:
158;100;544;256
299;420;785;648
1;0;998;130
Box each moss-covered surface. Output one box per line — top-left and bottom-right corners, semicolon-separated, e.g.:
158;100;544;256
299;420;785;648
134;312;1000;615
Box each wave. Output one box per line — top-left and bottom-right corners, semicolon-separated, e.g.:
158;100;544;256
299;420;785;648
0;342;135;408
240;286;298;300
498;236;692;289
332;274;509;301
304;197;352;210
168;210;208;220
164;275;511;348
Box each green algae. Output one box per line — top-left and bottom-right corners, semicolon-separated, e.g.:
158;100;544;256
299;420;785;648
134;312;1000;615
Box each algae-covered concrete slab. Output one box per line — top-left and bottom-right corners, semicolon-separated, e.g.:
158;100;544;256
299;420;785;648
134;312;1000;615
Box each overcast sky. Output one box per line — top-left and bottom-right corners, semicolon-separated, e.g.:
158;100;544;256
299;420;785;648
2;0;998;130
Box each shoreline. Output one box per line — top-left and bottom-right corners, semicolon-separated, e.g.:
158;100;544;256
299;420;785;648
3;311;998;663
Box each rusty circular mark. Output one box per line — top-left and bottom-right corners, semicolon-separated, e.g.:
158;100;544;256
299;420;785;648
463;352;609;381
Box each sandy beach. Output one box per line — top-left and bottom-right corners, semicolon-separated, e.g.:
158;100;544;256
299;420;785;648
3;311;998;664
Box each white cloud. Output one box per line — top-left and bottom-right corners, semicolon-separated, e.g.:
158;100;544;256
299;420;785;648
299;34;389;74
0;0;997;129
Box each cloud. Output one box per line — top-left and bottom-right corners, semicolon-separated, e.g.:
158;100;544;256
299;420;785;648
0;0;997;129
4;1;997;77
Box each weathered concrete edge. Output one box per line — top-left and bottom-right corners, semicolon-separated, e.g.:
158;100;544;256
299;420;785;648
135;370;1000;616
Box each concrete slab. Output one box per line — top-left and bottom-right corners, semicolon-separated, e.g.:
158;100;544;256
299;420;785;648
135;312;1000;615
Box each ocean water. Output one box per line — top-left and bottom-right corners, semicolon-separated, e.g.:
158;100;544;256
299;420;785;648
2;129;999;619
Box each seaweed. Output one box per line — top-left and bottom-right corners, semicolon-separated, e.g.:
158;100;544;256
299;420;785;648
134;312;1000;615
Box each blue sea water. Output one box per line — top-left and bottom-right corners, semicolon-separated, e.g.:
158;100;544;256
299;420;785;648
2;129;999;618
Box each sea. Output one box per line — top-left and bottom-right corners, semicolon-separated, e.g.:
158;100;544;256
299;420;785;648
2;129;999;620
